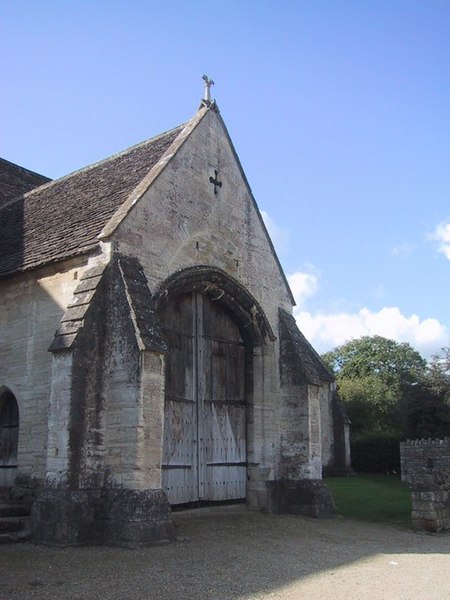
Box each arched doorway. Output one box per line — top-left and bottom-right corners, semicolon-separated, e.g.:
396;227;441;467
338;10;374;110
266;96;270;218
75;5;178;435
159;291;247;505
0;389;19;488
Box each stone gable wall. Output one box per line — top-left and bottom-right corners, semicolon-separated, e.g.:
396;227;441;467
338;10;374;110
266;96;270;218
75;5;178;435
113;110;294;329
400;438;450;532
112;110;305;489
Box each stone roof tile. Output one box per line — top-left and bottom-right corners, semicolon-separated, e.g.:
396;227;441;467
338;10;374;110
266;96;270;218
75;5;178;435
279;308;334;385
0;126;183;279
0;158;51;208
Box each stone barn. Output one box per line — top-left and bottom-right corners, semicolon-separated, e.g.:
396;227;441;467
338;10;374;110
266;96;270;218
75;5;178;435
0;89;350;545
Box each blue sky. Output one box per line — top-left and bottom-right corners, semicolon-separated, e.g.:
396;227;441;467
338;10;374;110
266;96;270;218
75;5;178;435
2;1;449;358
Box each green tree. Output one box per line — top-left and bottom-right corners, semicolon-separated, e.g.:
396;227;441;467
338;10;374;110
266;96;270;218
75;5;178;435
336;375;398;436
426;346;450;400
322;336;427;438
322;335;426;386
401;385;450;439
401;346;450;439
322;337;450;471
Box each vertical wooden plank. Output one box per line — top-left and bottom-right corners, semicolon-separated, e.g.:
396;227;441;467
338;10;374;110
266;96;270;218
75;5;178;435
195;292;204;500
198;295;247;501
160;294;198;504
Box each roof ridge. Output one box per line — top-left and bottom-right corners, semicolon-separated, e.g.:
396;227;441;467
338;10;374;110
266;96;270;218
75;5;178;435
18;123;186;200
98;106;210;240
0;159;52;209
0;157;51;181
0;123;186;212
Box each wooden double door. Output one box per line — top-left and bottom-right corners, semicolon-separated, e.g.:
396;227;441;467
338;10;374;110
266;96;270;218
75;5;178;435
160;292;247;505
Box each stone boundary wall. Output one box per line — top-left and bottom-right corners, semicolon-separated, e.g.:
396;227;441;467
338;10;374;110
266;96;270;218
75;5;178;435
400;438;450;532
400;438;450;481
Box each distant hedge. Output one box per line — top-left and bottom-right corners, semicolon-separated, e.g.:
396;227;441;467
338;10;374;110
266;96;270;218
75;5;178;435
351;435;401;473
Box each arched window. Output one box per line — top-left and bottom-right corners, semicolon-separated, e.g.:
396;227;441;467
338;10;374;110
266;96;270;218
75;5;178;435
0;389;19;487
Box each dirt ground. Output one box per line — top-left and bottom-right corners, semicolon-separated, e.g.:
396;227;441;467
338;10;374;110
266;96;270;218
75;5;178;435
0;505;449;600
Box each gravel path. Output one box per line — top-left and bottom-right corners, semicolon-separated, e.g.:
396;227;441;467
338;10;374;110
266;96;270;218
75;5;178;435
0;505;449;600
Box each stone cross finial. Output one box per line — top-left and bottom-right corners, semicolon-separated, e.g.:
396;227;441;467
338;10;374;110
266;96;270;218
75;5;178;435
202;74;215;103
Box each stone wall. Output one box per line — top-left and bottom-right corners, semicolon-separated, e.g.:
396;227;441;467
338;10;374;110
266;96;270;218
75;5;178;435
401;437;450;480
0;258;86;483
111;109;325;500
400;438;450;532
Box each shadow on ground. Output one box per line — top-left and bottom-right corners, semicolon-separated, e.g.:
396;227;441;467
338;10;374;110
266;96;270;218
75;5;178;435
0;505;449;600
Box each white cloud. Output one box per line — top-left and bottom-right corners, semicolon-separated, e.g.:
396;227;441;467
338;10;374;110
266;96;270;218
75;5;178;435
295;306;448;358
431;222;450;259
391;243;413;258
287;270;319;306
260;210;289;254
287;271;448;358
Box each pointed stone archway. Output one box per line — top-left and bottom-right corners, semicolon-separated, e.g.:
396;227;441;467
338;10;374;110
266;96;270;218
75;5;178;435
154;267;274;506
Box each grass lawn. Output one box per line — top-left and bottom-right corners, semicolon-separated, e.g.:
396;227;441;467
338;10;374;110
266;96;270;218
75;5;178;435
325;474;412;526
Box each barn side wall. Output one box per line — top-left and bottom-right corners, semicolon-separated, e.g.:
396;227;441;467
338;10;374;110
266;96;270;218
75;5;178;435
0;259;87;485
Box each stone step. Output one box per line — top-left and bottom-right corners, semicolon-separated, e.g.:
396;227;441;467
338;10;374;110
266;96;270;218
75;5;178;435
0;516;31;544
0;503;30;518
0;516;27;533
0;529;31;544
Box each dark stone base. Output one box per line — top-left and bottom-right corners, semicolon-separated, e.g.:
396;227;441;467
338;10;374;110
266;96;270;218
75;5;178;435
31;488;175;546
10;474;42;510
266;479;336;518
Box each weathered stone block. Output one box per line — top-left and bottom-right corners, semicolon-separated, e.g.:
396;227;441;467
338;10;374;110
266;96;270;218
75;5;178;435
32;487;174;546
266;479;336;518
